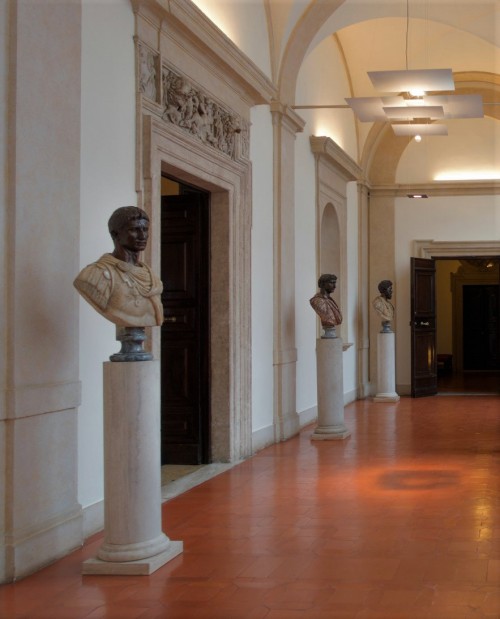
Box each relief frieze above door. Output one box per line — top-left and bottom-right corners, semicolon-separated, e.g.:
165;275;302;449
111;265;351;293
137;40;249;161
161;67;249;160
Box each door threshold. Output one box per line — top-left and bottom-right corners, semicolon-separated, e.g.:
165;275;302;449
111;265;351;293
161;463;235;502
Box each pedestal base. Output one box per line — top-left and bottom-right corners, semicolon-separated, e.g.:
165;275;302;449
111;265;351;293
82;541;183;576
312;338;350;441
374;332;399;403
311;426;351;440
373;393;400;403
83;360;183;576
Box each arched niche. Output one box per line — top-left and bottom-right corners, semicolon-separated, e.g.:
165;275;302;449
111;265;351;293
310;136;361;343
320;203;340;277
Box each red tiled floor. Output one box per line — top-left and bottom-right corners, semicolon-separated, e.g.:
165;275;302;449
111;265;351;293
1;395;500;618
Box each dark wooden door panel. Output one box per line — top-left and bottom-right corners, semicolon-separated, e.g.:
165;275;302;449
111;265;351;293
161;191;209;465
161;341;195;405
411;257;437;397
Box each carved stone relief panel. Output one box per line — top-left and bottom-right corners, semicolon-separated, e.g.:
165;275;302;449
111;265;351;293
138;42;159;103
161;66;249;160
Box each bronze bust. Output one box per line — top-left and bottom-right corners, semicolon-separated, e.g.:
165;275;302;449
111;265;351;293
373;279;394;333
74;206;164;328
310;274;342;338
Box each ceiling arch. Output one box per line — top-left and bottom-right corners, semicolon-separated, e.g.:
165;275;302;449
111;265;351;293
278;1;500;105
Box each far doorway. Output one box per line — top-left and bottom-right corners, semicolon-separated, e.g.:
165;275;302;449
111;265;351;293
436;257;500;395
160;176;210;464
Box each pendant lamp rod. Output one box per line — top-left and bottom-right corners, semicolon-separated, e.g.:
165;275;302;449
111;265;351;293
292;105;350;109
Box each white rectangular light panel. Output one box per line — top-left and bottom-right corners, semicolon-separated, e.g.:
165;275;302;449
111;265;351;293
424;94;483;118
383;105;444;119
392;123;448;136
368;69;455;93
345;96;404;121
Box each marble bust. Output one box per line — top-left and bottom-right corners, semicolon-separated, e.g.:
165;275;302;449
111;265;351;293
310;274;342;338
74;206;164;327
373;280;394;333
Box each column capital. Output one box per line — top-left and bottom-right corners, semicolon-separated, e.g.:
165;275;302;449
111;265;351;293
270;101;306;134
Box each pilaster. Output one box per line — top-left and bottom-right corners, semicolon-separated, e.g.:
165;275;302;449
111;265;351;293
1;0;83;582
270;102;305;441
357;181;370;398
368;190;397;395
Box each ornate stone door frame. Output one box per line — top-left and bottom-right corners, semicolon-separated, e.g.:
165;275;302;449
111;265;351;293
415;240;500;374
133;0;275;462
141;115;252;463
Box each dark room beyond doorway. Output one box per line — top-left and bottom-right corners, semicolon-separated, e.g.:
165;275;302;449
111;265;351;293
435;257;500;395
160;176;211;464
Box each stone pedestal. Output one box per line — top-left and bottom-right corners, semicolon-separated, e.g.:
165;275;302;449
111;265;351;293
312;337;350;440
374;331;400;402
83;360;183;575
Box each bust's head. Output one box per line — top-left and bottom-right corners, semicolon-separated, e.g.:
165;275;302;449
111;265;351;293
108;207;150;258
378;279;393;299
318;273;337;294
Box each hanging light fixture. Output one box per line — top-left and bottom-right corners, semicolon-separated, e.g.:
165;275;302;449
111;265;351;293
368;68;454;94
345;77;483;130
345;3;484;133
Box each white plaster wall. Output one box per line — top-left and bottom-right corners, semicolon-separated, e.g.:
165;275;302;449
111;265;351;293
78;0;136;511
296;35;357;160
294;131;317;415
396;118;500;184
394;195;500;390
191;0;272;79
343;181;358;398
250;105;274;434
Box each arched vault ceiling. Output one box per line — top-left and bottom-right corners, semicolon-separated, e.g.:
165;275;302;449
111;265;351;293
278;0;499;103
190;0;499;179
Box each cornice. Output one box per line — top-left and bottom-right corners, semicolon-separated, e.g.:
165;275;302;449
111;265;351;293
310;135;362;182
414;239;500;259
133;0;277;105
370;181;500;198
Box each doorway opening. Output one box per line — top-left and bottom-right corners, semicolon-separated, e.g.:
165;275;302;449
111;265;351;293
436;257;500;395
160;175;211;464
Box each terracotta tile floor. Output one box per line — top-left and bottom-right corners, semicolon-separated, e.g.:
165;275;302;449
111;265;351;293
2;396;500;618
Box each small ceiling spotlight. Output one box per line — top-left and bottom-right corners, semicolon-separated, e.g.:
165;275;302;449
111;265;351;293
414;134;422;142
407;193;428;198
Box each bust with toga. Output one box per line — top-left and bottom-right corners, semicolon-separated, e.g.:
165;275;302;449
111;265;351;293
310;274;342;338
373;279;394;333
74;206;164;327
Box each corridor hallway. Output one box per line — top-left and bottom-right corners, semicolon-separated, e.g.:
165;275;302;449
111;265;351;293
1;396;499;619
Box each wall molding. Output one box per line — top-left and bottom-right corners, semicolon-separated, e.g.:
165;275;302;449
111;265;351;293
414;239;500;259
3;381;81;420
371;181;500;198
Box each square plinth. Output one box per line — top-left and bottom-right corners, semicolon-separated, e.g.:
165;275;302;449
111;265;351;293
373;394;400;403
311;429;351;441
82;541;183;576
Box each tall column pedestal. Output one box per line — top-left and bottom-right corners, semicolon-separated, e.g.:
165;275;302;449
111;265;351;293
83;360;183;575
312;337;350;440
374;331;400;402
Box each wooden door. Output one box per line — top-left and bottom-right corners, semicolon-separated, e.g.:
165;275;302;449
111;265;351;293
160;192;210;464
463;284;500;370
411;257;437;397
